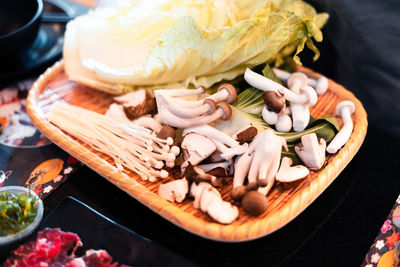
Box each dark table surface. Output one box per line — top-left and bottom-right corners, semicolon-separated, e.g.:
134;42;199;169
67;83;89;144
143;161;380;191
41;124;400;267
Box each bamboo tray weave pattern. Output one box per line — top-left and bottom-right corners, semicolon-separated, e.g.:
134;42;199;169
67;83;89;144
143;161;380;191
27;61;368;242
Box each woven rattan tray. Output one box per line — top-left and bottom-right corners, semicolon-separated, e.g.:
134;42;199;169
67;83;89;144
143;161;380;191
27;60;368;242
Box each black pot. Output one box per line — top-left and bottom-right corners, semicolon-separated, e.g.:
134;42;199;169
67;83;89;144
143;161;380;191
0;0;43;65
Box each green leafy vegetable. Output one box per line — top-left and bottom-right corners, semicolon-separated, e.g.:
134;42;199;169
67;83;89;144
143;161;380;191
281;144;302;165
233;87;264;115
0;192;38;236
276;116;340;143
63;0;328;94
262;64;282;84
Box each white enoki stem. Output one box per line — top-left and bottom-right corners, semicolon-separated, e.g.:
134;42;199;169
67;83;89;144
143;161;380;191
47;103;175;181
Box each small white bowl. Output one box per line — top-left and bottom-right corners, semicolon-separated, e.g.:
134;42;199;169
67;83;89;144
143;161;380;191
0;186;43;246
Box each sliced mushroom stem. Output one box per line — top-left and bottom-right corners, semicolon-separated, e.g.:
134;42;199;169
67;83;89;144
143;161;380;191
158;178;189;203
275;157;309;182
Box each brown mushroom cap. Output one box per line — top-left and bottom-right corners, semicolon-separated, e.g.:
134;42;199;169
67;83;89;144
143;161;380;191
241;191;269;216
203;99;217;115
230;185;247;201
262;91;285;113
246;182;258;191
217;102;232;121
157;125;176;140
287;72;308;89
218;83;237;103
236;126;257;144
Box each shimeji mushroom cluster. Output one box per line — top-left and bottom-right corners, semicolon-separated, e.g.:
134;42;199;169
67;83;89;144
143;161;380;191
48;68;356;225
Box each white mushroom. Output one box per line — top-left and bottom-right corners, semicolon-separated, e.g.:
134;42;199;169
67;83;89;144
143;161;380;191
183;125;247;161
158;178;189;203
262;91;285;113
132;116;163;133
262;105;278;125
157;93;217;118
283;85;317;132
204;83;237;104
233;151;254;188
181;133;217;168
232;130;287;195
244;68;285;93
156;100;232;128
295;133;326;170
275;114;292;133
244;69;317;132
190;182;238;224
272;68;329;95
275;157;309;182
326;101;355;154
105;103;132;124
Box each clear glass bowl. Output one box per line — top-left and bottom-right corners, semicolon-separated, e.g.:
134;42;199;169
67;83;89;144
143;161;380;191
0;186;43;246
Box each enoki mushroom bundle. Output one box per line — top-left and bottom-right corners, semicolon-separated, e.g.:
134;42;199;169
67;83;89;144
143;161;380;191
47;102;179;182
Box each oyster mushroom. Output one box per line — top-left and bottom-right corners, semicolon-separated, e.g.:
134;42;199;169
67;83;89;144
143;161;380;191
114;89;156;119
158;178;189;203
105;103;132;124
132;115;162;133
295;133;326;170
181;133;217;168
183;125;248;161
275;157;309;182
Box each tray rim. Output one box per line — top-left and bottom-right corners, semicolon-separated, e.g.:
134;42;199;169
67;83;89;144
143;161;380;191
26;60;368;242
